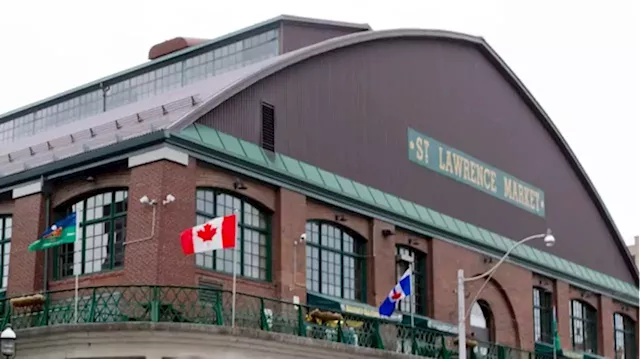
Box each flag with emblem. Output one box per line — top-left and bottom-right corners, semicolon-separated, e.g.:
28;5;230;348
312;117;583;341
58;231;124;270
28;212;77;252
379;268;412;317
180;214;237;255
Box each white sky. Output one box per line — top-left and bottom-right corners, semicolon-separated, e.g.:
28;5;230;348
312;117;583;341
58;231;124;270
0;0;638;244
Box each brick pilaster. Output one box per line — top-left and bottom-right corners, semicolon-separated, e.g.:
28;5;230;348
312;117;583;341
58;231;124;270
7;193;46;296
368;219;396;307
598;295;614;358
273;188;306;302
554;281;571;350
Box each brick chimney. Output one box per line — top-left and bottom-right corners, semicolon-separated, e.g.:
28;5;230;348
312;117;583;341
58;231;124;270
148;37;210;60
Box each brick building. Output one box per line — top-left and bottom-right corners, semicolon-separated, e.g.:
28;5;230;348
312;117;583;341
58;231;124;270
0;15;638;359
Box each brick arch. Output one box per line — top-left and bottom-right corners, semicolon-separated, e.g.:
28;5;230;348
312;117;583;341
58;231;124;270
305;217;369;241
469;276;522;348
53;186;129;212
306;218;368;240
52;172;130;208
195;168;275;211
195;186;274;216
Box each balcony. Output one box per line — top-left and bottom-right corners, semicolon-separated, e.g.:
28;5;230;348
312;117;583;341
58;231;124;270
3;285;548;359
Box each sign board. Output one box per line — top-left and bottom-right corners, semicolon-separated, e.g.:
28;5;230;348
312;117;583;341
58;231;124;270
408;128;546;217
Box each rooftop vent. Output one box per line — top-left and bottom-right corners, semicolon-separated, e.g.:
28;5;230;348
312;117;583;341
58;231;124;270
148;37;210;60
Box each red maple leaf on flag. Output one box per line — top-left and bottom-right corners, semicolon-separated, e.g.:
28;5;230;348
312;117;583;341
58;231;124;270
390;289;402;301
197;223;217;242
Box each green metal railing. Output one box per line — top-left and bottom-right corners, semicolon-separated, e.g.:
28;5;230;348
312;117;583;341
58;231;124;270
0;285;550;359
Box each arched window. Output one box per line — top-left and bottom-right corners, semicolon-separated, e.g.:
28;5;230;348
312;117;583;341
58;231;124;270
570;300;598;354
614;313;636;359
396;245;426;315
0;216;11;290
53;190;128;279
195;189;270;281
470;300;494;356
305;221;366;301
533;287;553;344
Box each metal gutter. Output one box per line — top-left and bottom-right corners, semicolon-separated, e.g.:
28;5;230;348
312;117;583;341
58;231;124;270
0;131;167;191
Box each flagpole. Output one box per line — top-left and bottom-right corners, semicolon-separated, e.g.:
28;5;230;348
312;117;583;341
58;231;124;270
74;272;79;323
231;211;239;329
552;306;557;359
409;261;415;328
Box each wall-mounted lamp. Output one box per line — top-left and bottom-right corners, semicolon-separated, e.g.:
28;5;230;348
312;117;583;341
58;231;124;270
334;214;346;222
382;229;395;238
139;195;157;206
233;178;248;190
86;176;96;182
407;238;419;246
483;256;494;264
162;194;176;206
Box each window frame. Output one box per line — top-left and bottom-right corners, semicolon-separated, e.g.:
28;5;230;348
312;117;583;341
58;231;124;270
614;312;637;359
569;299;598;354
194;188;272;282
305;220;367;302
0;216;11;291
533;287;554;344
395;245;426;316
52;189;128;280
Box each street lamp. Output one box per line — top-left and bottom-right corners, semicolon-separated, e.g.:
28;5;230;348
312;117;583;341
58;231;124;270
0;324;16;359
457;229;555;359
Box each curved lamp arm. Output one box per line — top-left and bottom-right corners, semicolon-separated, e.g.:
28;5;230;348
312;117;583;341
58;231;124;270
463;230;551;320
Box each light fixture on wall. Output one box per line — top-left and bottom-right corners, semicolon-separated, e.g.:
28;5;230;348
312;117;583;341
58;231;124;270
162;194;176;206
86;175;95;182
382;229;395;238
334;214;346;222
233;178;248;190
139;195;157;206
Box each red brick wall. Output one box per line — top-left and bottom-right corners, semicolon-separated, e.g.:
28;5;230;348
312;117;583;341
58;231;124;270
3;158;637;356
430;239;533;350
7;194;46;296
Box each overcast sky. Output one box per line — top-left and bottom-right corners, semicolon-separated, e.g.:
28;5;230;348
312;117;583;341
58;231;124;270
1;0;638;244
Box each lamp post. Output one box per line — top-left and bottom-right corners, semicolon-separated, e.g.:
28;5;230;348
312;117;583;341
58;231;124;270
0;324;16;359
457;229;556;359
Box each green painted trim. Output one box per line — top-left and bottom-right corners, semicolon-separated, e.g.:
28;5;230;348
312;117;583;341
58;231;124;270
2;125;636;305
407;128;545;217
166;125;639;305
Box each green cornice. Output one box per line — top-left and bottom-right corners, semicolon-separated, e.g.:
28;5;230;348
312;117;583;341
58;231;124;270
170;124;639;305
0;124;636;305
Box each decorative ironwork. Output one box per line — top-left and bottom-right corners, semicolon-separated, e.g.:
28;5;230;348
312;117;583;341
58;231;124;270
0;285;548;358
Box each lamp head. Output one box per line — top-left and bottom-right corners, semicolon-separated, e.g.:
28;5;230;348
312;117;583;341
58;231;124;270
543;229;555;247
0;324;16;358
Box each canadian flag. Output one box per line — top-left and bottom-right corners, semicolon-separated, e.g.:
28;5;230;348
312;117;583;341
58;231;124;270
180;214;237;255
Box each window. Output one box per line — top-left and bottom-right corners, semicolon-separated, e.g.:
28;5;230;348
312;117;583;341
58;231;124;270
470;300;493;356
533;287;553;344
305;221;366;301
54;190;128;279
614;313;637;359
0;216;10;290
396;246;426;315
261;102;275;152
0;29;281;146
570;300;598;353
195;189;270;281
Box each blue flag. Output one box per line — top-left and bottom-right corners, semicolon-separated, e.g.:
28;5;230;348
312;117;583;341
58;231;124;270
28;213;77;252
379;268;412;317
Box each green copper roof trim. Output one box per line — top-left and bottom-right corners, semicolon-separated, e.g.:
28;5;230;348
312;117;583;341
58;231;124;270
175;124;639;303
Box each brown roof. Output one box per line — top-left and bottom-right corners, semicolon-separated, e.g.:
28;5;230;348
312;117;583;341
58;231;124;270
148;37;210;60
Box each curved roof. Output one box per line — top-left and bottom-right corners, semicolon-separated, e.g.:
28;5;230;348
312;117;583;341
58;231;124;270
166;28;638;284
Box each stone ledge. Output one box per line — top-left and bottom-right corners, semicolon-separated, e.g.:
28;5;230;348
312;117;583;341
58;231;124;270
17;322;424;359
